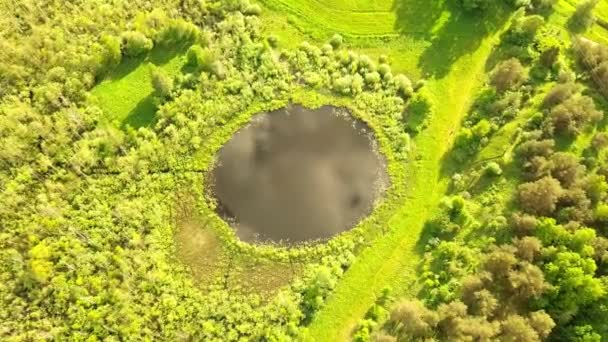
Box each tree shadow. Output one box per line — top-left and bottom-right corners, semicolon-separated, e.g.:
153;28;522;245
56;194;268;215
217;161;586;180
106;54;148;82
415;219;443;255
149;41;191;65
417;2;510;79
392;0;446;35
121;93;157;129
104;42;191;83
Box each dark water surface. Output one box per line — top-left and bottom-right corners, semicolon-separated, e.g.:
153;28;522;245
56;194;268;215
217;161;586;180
210;105;388;243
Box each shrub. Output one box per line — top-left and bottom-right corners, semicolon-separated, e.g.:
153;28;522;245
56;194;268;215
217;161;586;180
518;176;563;215
403;92;432;134
594;203;608;222
156;19;199;44
570;0;599;32
394;74;413;98
531;0;558;11
333;75;353;95
550;152;584;188
329;34;343;49
490;58;526;93
364;72;381;87
151;67;173;99
97;35;122;76
517;138;555;160
358;55;375;72
549;95;602;136
121;31;153;57
506;14;545;46
389;300;438;339
243;4;262;16
187;45;223;77
543;83;578;108
414;79;426;92
485;162;503;176
557;69;576;83
536;33;561;68
267;35;279;48
377;63;391;77
592;132;608;150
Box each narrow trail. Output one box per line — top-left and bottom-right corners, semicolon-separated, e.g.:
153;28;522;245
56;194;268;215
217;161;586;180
304;20;511;342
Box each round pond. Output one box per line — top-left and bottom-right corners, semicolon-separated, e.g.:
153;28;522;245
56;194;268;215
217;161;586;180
210;104;388;243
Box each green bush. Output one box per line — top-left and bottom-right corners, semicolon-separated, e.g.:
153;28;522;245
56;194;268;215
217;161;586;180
151;67;174;99
187;45;216;71
121;31;153;57
364;72;381;86
267;35;279;48
485;162;503;176
329;34;343;49
156;19;199;45
243;4;262;16
97;34;122;76
403;92;432;134
394;74;413;98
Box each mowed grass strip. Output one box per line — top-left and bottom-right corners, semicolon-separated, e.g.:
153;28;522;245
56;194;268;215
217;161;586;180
259;0;449;40
303;7;514;341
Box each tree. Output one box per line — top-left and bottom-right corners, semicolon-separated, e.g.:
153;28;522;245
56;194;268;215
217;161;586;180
550;152;584;188
490;58;527;93
570;0;599;32
543;83;578;108
514;237;543;261
518;176;563;216
151;67;174;99
548;95;602;136
97;34;122;76
121;31;153;57
542;251;605;323
186;45;224;78
156;19;199;45
499;315;542;341
510;213;539;236
389;300;438;339
528;311;556;339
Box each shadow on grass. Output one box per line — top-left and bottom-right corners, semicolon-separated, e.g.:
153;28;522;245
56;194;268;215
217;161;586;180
392;0;446;35
104;42;191;83
416;2;511;79
414;219;443;255
121;93;157;129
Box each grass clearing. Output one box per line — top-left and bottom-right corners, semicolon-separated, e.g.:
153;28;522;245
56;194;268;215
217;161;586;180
91;46;188;128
